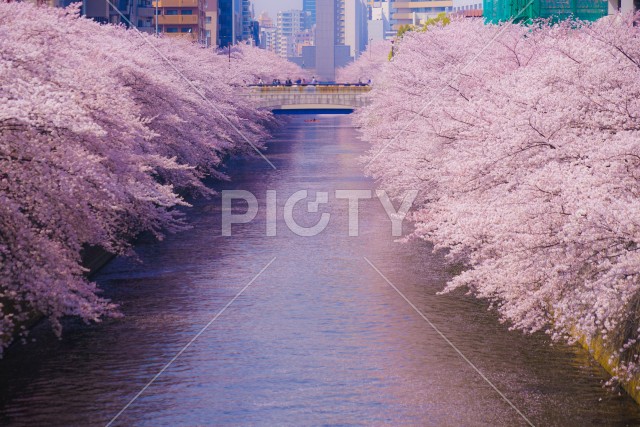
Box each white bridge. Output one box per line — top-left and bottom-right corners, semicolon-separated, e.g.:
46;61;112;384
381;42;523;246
244;85;372;113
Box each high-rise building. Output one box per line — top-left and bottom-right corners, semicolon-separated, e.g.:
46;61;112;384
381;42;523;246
81;0;203;37
315;0;336;81
294;28;315;56
218;0;241;46
257;11;274;28
313;0;368;80
250;20;261;46
151;0;205;42
367;0;393;40
332;0;367;57
335;0;346;45
135;1;156;33
62;0;221;45
258;8;314;61
303;0;317;28
344;0;368;58
258;11;276;51
82;0;140;26
82;0;204;40
242;0;253;40
276;9;306;58
261;26;278;52
205;0;219;47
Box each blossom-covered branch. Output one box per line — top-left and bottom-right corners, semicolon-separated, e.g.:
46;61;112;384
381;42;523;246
357;14;640;385
0;2;301;352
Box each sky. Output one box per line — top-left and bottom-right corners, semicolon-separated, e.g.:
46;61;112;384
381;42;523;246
252;0;302;20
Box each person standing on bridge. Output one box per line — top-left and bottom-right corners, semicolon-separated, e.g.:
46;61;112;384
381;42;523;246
311;76;317;85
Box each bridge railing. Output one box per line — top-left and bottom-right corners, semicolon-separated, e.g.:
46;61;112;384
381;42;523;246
243;85;372;109
247;84;372;91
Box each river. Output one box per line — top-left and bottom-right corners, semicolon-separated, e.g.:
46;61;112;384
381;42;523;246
1;115;639;426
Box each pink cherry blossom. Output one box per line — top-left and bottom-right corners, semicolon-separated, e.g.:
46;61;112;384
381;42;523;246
357;14;640;386
0;2;301;352
336;40;391;83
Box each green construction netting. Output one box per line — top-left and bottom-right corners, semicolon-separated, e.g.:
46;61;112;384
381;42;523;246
483;0;608;23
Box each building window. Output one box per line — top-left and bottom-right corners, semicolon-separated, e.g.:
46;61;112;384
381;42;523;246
166;27;179;32
206;16;212;23
181;9;193;15
206;30;211;37
165;9;179;15
181;27;193;33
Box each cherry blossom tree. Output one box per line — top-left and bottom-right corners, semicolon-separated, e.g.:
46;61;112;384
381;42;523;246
336;40;391;83
0;2;301;352
224;43;310;85
358;14;640;386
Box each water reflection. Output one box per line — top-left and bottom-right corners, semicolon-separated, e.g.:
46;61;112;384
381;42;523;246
0;115;639;426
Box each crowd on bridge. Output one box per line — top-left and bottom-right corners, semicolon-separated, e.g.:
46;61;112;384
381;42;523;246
255;76;372;87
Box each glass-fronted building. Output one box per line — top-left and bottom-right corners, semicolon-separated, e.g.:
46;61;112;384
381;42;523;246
303;0;317;28
219;0;241;47
483;0;608;23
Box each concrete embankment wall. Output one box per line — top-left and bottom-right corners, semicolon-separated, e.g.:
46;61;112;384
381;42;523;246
580;336;640;404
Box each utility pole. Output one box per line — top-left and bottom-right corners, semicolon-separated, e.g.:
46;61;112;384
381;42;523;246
155;0;158;35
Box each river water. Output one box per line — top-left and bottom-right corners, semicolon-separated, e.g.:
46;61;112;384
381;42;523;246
1;115;640;426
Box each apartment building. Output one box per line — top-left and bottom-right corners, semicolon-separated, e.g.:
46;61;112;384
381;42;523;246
294;28;315;56
152;0;205;42
368;0;394;40
205;0;218;47
82;0;142;26
276;9;306;58
260;27;278;52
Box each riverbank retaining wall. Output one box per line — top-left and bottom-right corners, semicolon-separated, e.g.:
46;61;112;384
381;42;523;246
580;335;640;404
